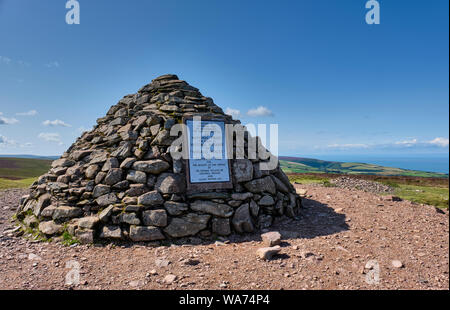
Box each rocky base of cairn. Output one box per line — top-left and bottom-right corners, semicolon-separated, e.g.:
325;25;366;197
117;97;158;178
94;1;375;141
15;74;302;244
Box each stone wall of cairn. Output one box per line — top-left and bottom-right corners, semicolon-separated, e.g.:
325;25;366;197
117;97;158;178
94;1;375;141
16;74;301;244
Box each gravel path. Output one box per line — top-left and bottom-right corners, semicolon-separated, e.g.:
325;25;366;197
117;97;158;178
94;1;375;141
0;186;448;290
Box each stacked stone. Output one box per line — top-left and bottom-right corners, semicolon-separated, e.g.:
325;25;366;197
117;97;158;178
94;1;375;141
16;74;301;244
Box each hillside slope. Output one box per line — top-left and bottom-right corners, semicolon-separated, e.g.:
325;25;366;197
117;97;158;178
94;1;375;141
280;156;448;178
0;157;52;180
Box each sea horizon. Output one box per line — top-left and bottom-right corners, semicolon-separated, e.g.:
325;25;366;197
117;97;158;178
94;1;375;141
296;154;449;174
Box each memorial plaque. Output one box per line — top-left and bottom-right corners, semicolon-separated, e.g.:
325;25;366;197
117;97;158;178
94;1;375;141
184;117;233;191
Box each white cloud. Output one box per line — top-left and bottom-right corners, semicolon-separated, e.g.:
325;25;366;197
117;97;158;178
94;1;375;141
43;119;71;127
428;137;449;147
247;106;274;117
225;108;241;118
0;112;19;125
324;137;450;151
45;61;60;68
0;56;11;65
16;110;38;116
38;132;63;145
327;143;369;149
0;135;17;147
395;138;418;146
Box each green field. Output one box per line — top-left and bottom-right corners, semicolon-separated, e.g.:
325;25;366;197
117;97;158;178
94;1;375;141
280;157;448;178
288;173;449;209
0;157;52;190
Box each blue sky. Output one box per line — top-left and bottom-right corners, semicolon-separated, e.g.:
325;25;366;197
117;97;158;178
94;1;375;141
0;0;448;158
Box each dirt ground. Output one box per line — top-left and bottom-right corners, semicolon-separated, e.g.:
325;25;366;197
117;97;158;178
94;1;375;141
0;185;448;290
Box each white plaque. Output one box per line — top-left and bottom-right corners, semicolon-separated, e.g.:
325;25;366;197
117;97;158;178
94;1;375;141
186;119;230;183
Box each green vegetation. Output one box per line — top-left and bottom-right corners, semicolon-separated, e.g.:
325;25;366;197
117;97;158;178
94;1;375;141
391;184;449;208
61;231;80;246
288;173;449;209
0;177;37;190
288;174;335;187
280;157;448;178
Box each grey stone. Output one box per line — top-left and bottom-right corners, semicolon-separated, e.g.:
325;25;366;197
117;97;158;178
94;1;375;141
244;176;276;195
89;152;109;165
154;129;175;146
112;180;129;190
120;212;141;225
258;214;273;229
212;218;231;236
138;190;164;206
78;216;100;229
190;200;233;218
41;205;57;218
120;157;136;169
249;200;259;217
142;209;167;227
164;214;211;238
253;162;270;179
233;159;253;182
132;160;170;174
52;206;83;220
232;203;254;233
261;231;282;247
164;201;188;216
231;192;253;201
96;193;118;207
127;170;147;183
98;205;115;222
271;176;289;193
100;225;123;239
256;246;281;260
24;215;38;228
104;168;123;185
124;205;144;212
95;172;106;184
51;158;75;168
34;193;51;217
227;200;242;207
129;225;165;241
126;184;148;197
85;165;100;179
111;142;132;159
258;195;275;206
39;221;63;235
93;184;110;198
155;173;186;194
75;229;94;244
102;158;119;171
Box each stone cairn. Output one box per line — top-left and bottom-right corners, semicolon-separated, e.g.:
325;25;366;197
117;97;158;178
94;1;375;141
16;74;301;244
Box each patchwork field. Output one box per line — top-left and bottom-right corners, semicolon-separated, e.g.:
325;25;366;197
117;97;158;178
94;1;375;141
280;157;448;178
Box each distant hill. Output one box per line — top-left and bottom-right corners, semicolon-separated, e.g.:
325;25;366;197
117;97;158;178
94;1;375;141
0;157;52;180
0;154;59;160
280;156;448;178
